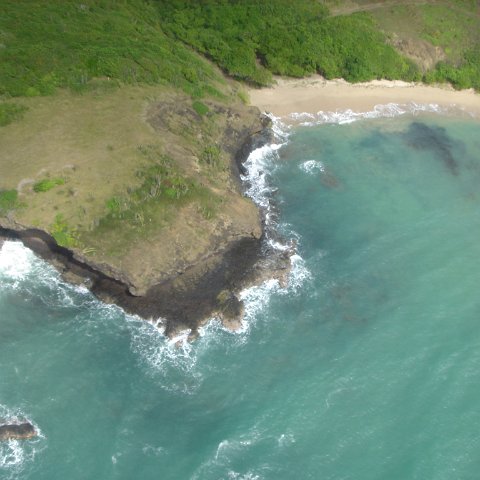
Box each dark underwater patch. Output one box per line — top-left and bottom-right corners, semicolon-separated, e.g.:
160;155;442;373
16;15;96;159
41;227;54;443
358;130;388;150
403;122;463;175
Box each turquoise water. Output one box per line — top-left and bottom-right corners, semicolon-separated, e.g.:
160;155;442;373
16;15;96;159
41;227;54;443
2;112;480;479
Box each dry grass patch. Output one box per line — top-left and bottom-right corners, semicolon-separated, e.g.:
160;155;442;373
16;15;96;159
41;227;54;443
0;84;262;293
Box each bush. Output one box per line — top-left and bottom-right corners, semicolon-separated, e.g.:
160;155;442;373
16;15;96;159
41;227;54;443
0;103;28;127
0;189;19;213
50;213;77;247
192;101;209;116
425;48;480;91
33;178;65;193
156;1;418;85
201;145;221;168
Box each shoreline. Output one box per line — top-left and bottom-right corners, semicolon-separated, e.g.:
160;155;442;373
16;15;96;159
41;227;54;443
248;75;480;120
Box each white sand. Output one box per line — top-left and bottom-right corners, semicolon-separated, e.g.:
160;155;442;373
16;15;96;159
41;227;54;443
248;75;480;121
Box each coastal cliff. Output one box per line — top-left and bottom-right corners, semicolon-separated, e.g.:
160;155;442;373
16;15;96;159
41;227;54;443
0;88;290;337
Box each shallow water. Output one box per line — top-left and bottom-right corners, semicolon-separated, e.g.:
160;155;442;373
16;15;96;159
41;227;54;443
1;111;480;479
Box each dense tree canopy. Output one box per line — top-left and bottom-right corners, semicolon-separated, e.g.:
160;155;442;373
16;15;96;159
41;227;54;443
156;0;420;85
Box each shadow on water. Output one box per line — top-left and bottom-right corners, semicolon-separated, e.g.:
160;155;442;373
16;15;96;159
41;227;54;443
402;122;464;175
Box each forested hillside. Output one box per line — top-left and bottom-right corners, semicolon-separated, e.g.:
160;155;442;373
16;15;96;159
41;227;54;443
2;0;480;104
0;0;225;99
156;0;419;84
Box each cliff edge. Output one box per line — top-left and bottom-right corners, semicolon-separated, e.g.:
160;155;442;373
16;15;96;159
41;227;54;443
0;86;288;337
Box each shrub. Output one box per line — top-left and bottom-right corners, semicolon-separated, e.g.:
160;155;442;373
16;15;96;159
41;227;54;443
156;1;418;85
201;145;221;168
33;178;65;193
0;103;28;127
192;101;209;116
50;214;77;248
0;189;19;213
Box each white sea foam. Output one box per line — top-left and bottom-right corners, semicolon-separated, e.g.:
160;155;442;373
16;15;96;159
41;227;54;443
300;159;325;174
0;240;96;312
226;471;263;480
0;405;46;479
277;432;296;448
284;254;312;294
240;279;280;326
127;316;198;379
126;310;262;387
0;241;35;282
236;115;313;331
241;142;284;211
241;114;289;215
289;102;453;126
192;426;266;480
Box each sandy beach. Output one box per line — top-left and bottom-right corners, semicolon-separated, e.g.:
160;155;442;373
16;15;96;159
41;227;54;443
248;75;480;120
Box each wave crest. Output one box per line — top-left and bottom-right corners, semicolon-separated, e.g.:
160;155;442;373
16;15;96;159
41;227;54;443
289;102;457;126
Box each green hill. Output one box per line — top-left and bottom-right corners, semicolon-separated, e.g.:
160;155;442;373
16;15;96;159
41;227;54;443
0;0;224;98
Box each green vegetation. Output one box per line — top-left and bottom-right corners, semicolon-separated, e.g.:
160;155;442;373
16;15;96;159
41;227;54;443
426;49;480;90
2;0;479;97
200;145;222;169
0;0;225;98
0;103;28;127
100;148;195;226
237;90;249;105
414;3;480;90
0;189;20;214
192;101;209;116
421;5;476;57
50;214;78;247
361;1;480;90
33;178;65;193
157;1;419;84
86;147;219;254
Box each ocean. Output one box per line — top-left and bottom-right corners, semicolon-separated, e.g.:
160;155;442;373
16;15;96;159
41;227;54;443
1;107;480;479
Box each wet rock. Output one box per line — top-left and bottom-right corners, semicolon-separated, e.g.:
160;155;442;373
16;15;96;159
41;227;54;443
0;422;36;441
216;289;245;331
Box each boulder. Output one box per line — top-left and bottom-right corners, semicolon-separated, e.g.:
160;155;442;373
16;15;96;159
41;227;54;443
0;422;36;441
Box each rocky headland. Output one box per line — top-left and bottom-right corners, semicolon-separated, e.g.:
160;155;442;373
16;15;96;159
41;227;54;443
0;88;291;338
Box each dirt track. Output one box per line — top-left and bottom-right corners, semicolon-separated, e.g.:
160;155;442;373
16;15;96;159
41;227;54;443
328;0;479;18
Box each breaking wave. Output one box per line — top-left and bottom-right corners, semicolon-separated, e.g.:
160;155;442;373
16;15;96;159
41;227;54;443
288;102;463;126
299;159;325;174
238;114;312;322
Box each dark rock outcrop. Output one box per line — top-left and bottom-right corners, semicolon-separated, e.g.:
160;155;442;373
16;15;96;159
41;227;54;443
0;423;36;441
